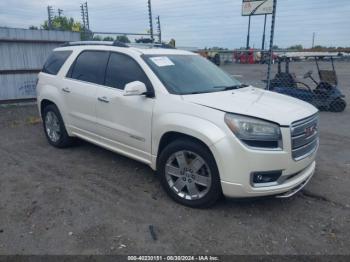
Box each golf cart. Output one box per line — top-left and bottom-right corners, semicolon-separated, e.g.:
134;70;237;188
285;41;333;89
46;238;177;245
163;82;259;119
268;56;346;112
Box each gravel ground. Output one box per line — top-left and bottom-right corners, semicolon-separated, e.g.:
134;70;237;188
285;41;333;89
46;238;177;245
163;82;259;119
0;63;349;255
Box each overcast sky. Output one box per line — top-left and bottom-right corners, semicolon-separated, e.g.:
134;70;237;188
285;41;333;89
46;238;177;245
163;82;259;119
0;0;349;49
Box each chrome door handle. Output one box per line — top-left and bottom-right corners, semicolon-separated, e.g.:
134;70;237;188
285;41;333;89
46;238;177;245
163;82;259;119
62;87;71;93
97;96;110;103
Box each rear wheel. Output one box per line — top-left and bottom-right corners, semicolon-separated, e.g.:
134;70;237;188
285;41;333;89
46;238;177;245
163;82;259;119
214;54;221;66
329;98;346;112
157;139;222;208
42;104;74;148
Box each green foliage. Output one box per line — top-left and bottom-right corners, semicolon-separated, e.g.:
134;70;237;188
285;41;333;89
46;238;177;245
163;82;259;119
208;47;228;51
42;16;82;32
92;35;102;41
103;36;115;41
135;38;153;43
116;35;131;43
287;44;303;51
314;45;325;49
92;35;130;43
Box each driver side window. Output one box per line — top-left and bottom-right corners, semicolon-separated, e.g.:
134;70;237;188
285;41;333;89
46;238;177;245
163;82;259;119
105;53;151;90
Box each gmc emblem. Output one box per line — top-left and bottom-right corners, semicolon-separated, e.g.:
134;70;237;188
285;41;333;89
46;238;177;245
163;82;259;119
305;125;317;137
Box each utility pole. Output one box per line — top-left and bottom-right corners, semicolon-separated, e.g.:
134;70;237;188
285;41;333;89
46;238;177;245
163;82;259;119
58;8;63;17
266;0;277;90
80;3;86;39
246;15;251;49
81;2;90;40
84;2;90;30
47;6;54;30
262;14;267;50
148;0;154;42
312;32;315;48
156;16;161;44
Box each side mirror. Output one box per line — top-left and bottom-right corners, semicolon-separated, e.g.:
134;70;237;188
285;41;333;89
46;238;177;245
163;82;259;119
123;81;148;96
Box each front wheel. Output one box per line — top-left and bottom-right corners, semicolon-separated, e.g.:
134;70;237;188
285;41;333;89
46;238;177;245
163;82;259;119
329;98;347;112
157;139;222;208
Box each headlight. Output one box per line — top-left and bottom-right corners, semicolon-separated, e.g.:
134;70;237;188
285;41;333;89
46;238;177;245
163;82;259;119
224;113;282;149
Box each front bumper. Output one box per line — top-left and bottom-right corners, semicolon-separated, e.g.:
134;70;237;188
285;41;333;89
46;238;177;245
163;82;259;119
210;127;318;198
220;161;315;198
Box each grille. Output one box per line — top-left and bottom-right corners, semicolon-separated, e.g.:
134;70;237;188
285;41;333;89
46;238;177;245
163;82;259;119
291;114;319;161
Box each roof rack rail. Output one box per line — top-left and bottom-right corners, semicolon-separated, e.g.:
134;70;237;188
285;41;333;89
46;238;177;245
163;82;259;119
129;43;176;49
60;41;175;49
61;40;129;48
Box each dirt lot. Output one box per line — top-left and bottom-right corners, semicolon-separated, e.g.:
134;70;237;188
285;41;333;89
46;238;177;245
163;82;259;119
0;63;349;255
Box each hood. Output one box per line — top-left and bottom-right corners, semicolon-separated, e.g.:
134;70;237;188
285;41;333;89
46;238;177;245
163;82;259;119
182;87;318;126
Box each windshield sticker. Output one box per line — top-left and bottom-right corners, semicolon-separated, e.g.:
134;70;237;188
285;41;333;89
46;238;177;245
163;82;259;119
150;56;175;67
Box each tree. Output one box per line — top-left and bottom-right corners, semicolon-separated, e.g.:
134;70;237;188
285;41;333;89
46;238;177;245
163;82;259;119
41;16;82;32
135;37;153;43
29;26;38;30
92;35;102;41
287;44;303;51
116;35;131;43
103;36;115;41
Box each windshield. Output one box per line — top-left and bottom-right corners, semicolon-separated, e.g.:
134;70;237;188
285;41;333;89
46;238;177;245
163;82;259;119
143;54;241;95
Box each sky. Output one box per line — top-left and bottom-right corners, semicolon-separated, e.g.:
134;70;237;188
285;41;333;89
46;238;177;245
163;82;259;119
0;0;349;49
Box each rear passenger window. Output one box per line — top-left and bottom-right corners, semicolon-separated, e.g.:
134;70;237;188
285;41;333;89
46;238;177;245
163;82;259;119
105;53;151;90
70;51;109;85
42;51;72;75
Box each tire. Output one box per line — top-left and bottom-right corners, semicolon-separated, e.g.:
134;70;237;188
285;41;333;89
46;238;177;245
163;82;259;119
329;98;347;112
42;104;74;148
214;54;221;66
157;139;222;208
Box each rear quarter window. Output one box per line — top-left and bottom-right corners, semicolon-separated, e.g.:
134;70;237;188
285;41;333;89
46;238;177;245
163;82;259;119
42;51;72;75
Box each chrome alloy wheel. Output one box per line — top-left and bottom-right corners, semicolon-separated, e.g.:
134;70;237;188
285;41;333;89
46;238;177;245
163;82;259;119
45;111;61;143
165;150;212;200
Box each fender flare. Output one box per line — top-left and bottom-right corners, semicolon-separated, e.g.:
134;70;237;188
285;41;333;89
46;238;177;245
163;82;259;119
152;113;226;156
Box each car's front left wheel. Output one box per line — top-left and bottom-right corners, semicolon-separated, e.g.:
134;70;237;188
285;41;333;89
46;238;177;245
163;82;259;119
157;139;222;208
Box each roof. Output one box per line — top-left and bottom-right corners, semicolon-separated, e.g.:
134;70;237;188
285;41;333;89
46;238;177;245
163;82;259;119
55;41;194;56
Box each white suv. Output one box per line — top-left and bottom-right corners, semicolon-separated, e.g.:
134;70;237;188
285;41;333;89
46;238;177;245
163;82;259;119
37;41;319;207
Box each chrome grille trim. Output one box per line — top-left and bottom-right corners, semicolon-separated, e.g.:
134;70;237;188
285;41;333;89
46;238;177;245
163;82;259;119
291;114;319;161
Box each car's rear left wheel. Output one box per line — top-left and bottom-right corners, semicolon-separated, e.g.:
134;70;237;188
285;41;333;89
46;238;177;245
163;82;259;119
42;104;74;148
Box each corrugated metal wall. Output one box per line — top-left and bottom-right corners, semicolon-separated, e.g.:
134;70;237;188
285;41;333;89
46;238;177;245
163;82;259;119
0;27;80;101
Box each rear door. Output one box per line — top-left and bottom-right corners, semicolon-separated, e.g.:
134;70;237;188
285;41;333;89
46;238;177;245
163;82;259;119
95;52;155;161
64;50;110;134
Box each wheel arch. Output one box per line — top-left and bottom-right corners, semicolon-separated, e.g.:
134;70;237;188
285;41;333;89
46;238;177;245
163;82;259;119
157;131;212;160
40;99;56;118
152;114;227;170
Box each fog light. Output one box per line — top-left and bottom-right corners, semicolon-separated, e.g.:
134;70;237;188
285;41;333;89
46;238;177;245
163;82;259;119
252;171;282;186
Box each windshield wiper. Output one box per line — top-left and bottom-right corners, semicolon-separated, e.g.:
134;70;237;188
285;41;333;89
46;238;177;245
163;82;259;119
213;84;248;90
